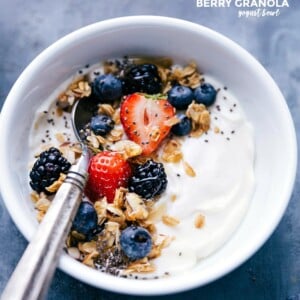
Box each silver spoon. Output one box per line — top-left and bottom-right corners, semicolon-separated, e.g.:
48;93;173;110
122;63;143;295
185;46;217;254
1;103;92;300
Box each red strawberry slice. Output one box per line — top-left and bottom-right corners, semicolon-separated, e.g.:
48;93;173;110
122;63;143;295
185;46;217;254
120;93;175;155
85;151;132;203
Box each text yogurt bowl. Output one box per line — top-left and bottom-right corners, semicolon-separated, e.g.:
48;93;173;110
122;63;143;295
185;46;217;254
0;16;297;295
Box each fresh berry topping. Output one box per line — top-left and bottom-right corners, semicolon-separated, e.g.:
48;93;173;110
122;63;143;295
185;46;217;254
129;160;167;199
90;114;114;136
171;114;192;136
92;74;122;102
120;93;175;155
72;202;98;236
194;83;217;106
122;64;162;94
167;85;194;109
29;147;71;194
85;151;132;203
120;226;152;260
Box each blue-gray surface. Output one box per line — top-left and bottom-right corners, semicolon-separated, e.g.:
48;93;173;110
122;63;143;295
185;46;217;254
0;1;300;299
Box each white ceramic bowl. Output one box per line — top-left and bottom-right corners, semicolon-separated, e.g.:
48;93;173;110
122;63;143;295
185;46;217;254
0;16;297;295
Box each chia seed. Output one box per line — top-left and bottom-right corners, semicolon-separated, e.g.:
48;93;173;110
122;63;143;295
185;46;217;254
94;247;130;276
47;119;55;126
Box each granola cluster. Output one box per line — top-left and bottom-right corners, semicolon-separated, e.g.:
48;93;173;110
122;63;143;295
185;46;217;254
58;78;91;108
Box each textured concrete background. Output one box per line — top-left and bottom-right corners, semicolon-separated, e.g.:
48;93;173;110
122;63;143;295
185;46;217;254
1;0;300;299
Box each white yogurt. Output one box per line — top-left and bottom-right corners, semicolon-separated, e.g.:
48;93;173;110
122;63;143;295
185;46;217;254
152;76;255;275
29;77;77;157
28;65;255;277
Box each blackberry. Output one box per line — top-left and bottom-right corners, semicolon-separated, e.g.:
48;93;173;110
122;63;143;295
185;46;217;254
29;147;71;194
128;160;167;199
122;64;162;95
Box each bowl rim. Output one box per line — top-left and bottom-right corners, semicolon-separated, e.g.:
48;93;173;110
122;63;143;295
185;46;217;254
0;15;297;295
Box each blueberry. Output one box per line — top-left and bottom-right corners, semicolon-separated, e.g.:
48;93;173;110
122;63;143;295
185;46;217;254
120;226;152;260
86;224;104;241
92;74;122;102
167;85;194;109
171;114;192;136
72;202;98;236
194;83;217;106
90;114;114;136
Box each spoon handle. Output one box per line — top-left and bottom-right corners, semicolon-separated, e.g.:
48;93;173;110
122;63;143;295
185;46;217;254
1;154;89;300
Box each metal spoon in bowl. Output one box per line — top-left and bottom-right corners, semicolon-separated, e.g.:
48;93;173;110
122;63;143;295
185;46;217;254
1;101;93;300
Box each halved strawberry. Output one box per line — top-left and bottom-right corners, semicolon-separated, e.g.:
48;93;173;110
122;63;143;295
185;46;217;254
85;151;132;203
120;93;175;155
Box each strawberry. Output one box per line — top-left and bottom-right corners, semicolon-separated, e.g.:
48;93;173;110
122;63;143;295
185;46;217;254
85;151;132;203
120;93;175;155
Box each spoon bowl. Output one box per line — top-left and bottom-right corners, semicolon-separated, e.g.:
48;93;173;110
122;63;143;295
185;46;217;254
71;97;100;142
